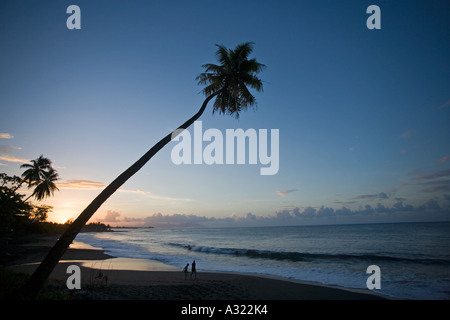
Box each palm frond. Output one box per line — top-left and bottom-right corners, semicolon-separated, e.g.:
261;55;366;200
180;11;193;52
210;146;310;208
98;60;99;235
214;44;231;67
197;42;265;118
30;168;59;201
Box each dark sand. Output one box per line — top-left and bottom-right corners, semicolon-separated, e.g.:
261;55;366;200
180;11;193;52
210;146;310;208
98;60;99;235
1;235;388;300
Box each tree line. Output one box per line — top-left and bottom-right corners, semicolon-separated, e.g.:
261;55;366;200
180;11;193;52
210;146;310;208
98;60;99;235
0;155;110;236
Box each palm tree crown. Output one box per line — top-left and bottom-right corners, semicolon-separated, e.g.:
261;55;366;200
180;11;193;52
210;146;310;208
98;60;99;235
196;42;265;118
20;155;52;187
20;155;59;202
29;168;59;201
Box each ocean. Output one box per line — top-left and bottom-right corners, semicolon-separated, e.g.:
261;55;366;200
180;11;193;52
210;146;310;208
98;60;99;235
74;221;450;300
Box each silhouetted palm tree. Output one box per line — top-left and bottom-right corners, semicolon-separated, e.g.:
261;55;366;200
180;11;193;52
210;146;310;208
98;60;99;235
20;155;52;187
197;42;265;118
24;168;59;202
19;42;265;299
0;155;54;210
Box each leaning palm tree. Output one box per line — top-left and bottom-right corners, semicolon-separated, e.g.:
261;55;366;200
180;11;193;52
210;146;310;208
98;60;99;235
19;42;265;299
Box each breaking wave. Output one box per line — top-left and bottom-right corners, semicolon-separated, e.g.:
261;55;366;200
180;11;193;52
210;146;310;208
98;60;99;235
168;242;450;266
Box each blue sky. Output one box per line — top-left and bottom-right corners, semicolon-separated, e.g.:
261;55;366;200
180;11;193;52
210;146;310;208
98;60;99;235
1;0;449;227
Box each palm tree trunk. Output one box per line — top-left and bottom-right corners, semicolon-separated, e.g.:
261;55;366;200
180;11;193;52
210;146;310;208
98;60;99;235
23;194;33;203
18;91;220;299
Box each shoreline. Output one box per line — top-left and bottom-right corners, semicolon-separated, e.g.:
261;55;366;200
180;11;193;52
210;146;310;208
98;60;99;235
1;234;388;300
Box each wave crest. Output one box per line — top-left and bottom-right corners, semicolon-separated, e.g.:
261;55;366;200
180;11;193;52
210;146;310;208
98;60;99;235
168;242;450;265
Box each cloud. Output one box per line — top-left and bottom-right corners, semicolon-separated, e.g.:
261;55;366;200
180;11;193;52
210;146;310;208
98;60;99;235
276;189;298;196
102;210;121;222
400;130;413;139
0;145;29;163
97;197;450;228
56;180;107;190
56;179;194;203
331;199;356;206
413;169;450;181
352;192;389;200
0;145;21;153
120;188;193;202
438;99;450;110
266;199;448;223
400;168;450;193
121;212;212;228
114;187;194;202
0;133;13;139
0;139;29;164
0;156;30;163
415;180;450;193
438;156;450;163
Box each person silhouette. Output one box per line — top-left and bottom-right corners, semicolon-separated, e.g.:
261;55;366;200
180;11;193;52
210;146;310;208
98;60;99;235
183;263;189;280
190;260;197;280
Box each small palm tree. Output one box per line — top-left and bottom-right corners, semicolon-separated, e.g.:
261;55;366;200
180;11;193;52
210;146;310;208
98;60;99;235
0;155;55;210
19;42;265;299
20;155;52;187
24;168;59;202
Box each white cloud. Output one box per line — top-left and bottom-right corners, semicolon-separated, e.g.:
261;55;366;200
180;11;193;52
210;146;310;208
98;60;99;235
102;210;121;222
0;133;13;139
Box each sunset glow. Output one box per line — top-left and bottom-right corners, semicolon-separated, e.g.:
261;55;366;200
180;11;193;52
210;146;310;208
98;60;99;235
1;1;449;228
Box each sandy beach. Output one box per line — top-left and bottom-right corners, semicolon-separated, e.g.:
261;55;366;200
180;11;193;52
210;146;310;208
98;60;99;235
1;235;388;300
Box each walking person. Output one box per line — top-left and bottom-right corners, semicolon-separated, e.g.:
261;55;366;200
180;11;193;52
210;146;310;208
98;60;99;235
190;260;197;280
183;263;189;280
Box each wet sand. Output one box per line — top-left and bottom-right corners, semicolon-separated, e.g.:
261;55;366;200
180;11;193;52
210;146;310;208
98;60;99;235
2;235;388;300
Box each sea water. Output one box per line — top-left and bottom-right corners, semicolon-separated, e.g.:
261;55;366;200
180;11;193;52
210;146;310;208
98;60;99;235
74;221;450;299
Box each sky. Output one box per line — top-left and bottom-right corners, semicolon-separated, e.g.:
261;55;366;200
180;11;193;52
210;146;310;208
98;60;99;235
1;0;449;227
